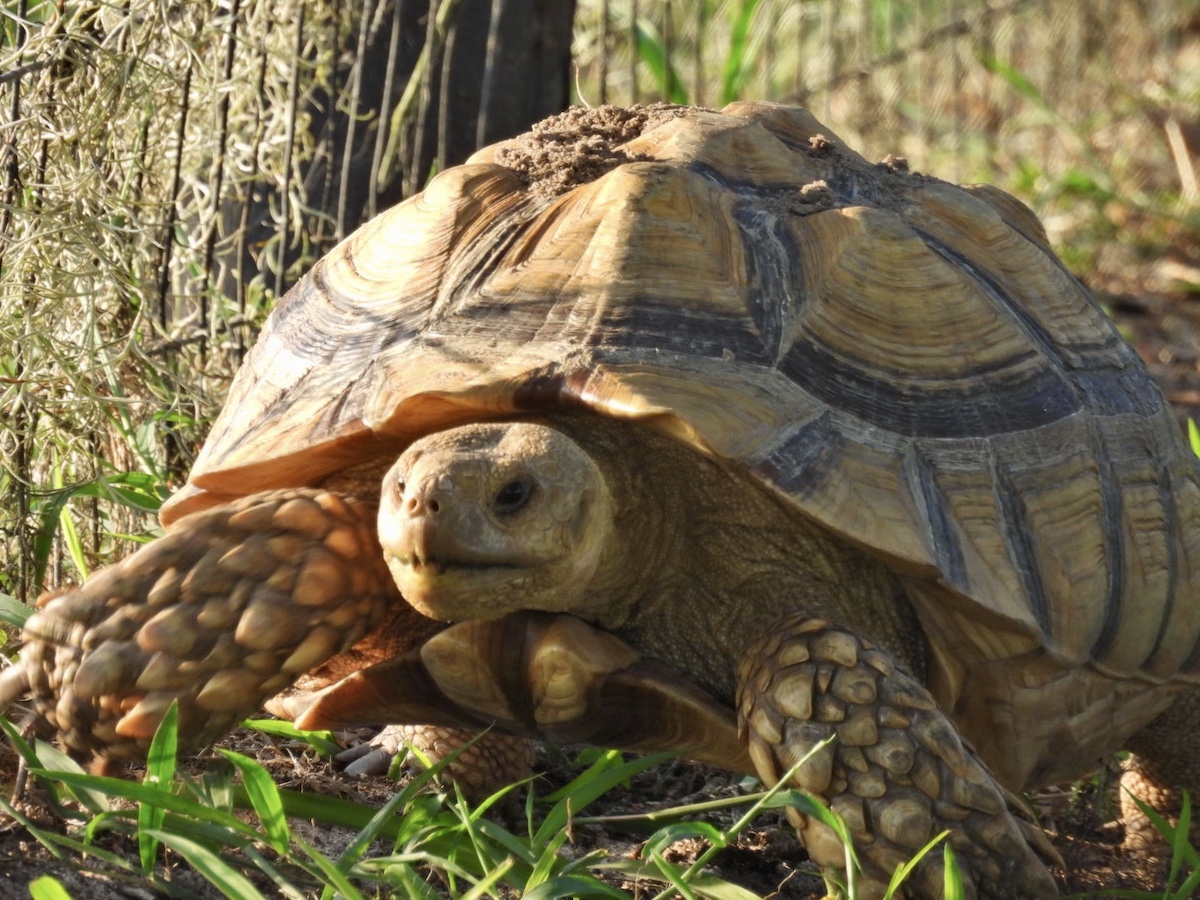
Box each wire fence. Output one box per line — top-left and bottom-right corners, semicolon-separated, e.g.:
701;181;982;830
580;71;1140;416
1;0;1197;599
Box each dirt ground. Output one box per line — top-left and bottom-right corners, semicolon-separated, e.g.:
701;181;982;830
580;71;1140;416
2;257;1200;897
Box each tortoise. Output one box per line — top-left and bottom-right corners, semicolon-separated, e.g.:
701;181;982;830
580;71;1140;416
4;101;1200;899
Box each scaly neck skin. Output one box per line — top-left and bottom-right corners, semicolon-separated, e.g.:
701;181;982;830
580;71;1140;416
557;415;920;703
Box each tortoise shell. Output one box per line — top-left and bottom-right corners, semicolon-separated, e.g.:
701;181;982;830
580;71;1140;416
163;101;1200;722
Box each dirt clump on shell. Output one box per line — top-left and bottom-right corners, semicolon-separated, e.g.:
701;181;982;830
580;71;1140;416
491;104;934;232
492;103;690;197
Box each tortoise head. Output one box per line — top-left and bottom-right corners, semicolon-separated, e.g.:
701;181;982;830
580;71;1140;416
377;420;616;622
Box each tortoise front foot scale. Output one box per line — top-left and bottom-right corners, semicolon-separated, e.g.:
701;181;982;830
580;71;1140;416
0;488;396;763
738;618;1059;899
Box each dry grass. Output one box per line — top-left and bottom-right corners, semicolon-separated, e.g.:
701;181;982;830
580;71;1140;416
0;1;361;599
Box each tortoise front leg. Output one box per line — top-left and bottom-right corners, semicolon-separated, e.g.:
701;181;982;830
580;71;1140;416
0;489;397;763
738;617;1059;900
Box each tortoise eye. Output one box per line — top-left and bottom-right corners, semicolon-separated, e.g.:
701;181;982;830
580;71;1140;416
493;479;534;516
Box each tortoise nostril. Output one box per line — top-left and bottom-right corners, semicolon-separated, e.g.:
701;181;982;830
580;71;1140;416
405;494;441;515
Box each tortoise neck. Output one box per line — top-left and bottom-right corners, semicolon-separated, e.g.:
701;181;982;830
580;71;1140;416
547;413;923;702
544;417;907;705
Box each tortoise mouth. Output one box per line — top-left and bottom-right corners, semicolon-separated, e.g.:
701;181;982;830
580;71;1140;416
386;553;540;619
397;556;524;576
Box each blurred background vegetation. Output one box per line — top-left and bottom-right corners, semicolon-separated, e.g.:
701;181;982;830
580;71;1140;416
1;0;1197;605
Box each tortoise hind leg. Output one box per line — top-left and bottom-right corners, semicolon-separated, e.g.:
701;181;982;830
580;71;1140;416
737;616;1059;900
332;724;537;800
1121;687;1200;849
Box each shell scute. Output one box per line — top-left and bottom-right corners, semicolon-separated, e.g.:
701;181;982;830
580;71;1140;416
961;183;1053;252
626;113;819;193
780;204;1080;440
187;164;530;498
490;161;755;351
720;100;864;165
911;182;1137;374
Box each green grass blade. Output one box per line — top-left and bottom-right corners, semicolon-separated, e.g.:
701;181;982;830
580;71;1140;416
362;849;487;884
540;750;667;803
55;472;167;517
58;513;89;579
645;823;726;900
601;859;762;900
942;844;965;900
153;812;256;851
647;847;700;900
523;874;631;900
377;863;444;899
287;833;369;900
31;488;83;587
1170;858;1200;900
135;787;163;868
746;743;859;895
54;465;91;580
447;790;524;889
980;54;1052;114
145;830;269;899
883;830;948;897
11;736;111;816
0;591;32;627
376;868;448;900
243;718;344;757
0;795;71;863
288;787;409;834
526;825;572;890
0;718;53;780
633;21;688;104
234;846;308;900
674;768;828;897
456;856;515;900
469;816;541;868
329;779;430;890
535;751;671;844
183;759;238;810
720;0;760;105
1127;791;1200;868
138;701;181;872
0;812;190;895
643;821;726;859
28;876;74;900
1168;791;1193;891
29;770;268;840
220;750;291;854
